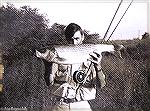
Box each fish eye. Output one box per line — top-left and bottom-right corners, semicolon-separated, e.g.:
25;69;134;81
72;37;80;40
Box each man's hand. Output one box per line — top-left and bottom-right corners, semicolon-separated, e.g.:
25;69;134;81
36;49;57;62
88;50;101;65
88;50;106;88
36;49;66;63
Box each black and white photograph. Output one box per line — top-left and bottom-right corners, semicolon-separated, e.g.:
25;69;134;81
0;0;150;111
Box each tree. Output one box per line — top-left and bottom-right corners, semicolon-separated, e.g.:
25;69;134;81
0;4;48;60
0;4;52;109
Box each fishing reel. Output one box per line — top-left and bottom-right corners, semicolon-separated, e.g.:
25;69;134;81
73;70;86;84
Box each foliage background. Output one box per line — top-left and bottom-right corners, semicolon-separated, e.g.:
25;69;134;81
0;4;150;111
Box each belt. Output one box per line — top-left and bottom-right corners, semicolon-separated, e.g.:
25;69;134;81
51;96;77;104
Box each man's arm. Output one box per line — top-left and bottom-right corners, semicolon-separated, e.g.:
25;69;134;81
36;49;58;86
36;49;57;62
88;51;106;88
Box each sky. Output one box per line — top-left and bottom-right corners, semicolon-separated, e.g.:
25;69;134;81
0;0;148;40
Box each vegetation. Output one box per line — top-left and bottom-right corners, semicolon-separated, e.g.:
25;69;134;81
0;4;150;111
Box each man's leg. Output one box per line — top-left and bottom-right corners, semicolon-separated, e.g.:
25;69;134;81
52;101;70;111
70;101;92;111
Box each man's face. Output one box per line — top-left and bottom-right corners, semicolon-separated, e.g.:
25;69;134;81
72;31;84;45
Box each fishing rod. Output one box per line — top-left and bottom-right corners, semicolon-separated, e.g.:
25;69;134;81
107;0;134;41
102;0;123;43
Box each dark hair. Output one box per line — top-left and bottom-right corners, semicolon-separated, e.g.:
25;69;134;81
64;23;83;44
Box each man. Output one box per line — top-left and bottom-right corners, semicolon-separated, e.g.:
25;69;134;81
36;23;106;111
